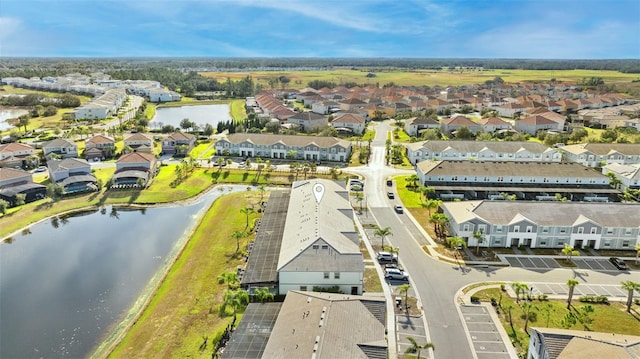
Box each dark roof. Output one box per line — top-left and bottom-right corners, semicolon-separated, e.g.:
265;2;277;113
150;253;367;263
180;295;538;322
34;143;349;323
221;303;283;359
0;182;46;196
288;111;326;121
58;174;97;186
418;160;607;179
241;190;290;287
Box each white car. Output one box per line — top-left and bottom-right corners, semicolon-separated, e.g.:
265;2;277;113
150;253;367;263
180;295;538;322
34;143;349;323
377;252;398;263
385;268;408;281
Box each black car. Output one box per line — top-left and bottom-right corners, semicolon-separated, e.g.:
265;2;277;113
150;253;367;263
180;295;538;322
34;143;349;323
387;192;395;199
609;257;629;270
394;205;403;214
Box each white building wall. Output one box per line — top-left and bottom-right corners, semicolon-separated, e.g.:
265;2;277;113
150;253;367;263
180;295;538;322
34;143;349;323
278;271;363;295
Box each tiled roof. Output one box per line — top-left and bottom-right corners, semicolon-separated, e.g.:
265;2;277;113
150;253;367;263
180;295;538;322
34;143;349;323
0;167;31;182
86;135;115;144
0;142;34;153
117;152;156;163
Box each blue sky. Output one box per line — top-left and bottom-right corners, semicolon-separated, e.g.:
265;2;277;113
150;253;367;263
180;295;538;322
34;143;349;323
1;0;638;58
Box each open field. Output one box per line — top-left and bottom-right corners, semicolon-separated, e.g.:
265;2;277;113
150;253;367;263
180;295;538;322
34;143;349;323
200;69;640;89
106;191;261;359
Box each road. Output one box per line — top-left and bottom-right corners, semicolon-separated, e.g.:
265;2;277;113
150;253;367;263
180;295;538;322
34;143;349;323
348;120;640;359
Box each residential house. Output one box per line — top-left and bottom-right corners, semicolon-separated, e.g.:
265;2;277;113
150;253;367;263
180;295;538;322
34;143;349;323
42;138;79;159
215;133;351;162
442;201;640;250
602;163;640;191
331;113;366;135
148;89;181;102
276;179;363;295
440;115;481;135
560;143;640;167
48;158;97;194
478;117;513;133
85;135;116;160
161;132;197;156
416;160;618;201
112;152;158;187
404;116;440;137
515;115;561;135
0;142;36;168
0;167;46;205
287;111;328;132
339;98;366;111
124;133;154;153
405;140;561;165
311;100;340;115
494;102;527;117
527;328;640;359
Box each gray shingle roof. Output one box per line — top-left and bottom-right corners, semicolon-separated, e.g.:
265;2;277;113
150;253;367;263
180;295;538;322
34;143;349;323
418;160;606;179
407;140;554;154
221;133;350;149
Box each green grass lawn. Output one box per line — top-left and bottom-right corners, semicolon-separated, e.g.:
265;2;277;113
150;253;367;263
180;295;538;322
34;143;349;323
144;103;156;120
229;99;247;122
473;287;640;356
189;141;213;159
396;175;426;208
364;268;383;293
361;129;376;141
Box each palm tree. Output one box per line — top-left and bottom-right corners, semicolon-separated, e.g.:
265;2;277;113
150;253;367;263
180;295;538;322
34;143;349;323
504;304;515;331
561;244;580;263
220;289;249;320
404;336;434;359
566;278;579;309
232;230;245;254
257;185;266;203
473;230;486;255
635;243;640;265
374;226;393;251
240;207;255;230
424;199;440;216
405;174;420;189
398;283;411;312
421;185;435;202
429;213;449;239
621;280;640;313
254;287;274;304
520;301;536;334
541;303;554;327
217;271;239;289
354;192;364;212
511;282;529;303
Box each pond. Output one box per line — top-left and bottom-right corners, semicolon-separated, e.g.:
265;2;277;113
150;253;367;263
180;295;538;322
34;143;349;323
0;186;244;358
0;108;29;131
150;104;232;130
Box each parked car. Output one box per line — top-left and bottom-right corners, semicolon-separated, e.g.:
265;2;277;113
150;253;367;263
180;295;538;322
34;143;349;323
34;166;48;173
377;251;398;263
394;205;404;214
609;257;629;270
385;268;409;281
387;192;395;199
386;179;393;186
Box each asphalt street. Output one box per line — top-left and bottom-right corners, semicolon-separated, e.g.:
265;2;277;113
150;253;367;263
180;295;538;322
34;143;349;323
350;120;640;359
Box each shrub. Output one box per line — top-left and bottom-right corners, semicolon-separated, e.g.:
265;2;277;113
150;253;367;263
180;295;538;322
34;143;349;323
470;295;480;303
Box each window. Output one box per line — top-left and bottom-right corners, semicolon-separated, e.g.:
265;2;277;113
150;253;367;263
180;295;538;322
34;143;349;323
606;228;614;235
623;240;630;248
541;227;549;234
324;272;330;279
590;227;597;234
540;241;547;246
312;244;319;250
495;226;503;233
514;227;520;233
463;224;470;231
625;228;633;235
321;245;329;250
559;228;566;234
334;272;340;279
577;227;584;234
603;240;611;247
526;226;533;233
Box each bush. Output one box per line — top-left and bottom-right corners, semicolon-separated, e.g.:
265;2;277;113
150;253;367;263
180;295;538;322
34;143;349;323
312;286;342;294
579;295;609;304
470;296;480;303
537;294;549;301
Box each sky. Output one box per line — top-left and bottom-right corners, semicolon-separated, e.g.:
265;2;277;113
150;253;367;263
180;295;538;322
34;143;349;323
0;0;639;59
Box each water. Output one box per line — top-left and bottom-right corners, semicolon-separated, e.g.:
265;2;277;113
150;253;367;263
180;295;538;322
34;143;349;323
150;104;232;129
0;108;29;131
0;186;244;358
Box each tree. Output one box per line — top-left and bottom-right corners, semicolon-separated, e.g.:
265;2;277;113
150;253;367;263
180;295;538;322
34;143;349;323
254;287;274;304
504;304;515;331
424;199;440;216
473;230;486;255
455;126;474;139
405;336;434;359
520;301;536;334
511;282;529;303
621;281;640;313
240;206;256;230
257;185;266;203
354;192;364;212
220;289;249;319
14;193;26;206
405;174;419;189
561;244;580;263
540;303;554;328
18;114;30;132
606;171;622;190
217;271;239;289
180;118;192;132
398;284;411;312
203;123;214;138
232;230;245;254
374;226;393;250
566;278;579;309
0;199;8;215
429;213;449;239
636;243;640;265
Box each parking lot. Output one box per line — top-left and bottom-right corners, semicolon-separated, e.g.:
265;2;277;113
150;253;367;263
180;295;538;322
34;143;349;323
459;305;513;359
504;256;622;271
529;283;630;299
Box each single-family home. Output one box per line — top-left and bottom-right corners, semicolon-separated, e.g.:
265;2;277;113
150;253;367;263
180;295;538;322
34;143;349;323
0;142;36;168
311;100;340;115
48;158;97;194
161;132;197;156
215;133;351;162
287;112;328;132
404;116;440;137
339;98;366;111
124;133;154;153
112;152;158;187
42;138;79;159
442;200;640;250
416;160;618;201
0;167;47;205
478;117;513;133
440;115;481;135
515;115;560;135
331;113;366;135
602;163;640;191
85;135;116;160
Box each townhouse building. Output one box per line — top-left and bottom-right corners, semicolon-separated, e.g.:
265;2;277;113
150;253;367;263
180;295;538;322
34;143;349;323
215;133;351;162
560;143;640;167
405;141;561;165
416;160;619;201
442;200;640;250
